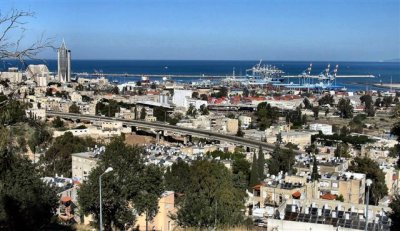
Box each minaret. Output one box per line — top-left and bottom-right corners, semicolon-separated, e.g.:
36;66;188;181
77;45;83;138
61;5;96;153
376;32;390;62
57;39;71;83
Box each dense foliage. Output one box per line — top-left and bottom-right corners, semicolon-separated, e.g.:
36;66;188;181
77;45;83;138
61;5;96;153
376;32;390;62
312;133;374;149
255;102;279;130
267;143;296;175
348;157;388;205
173;160;245;229
79;138;163;231
0;127;57;230
39;132;96;177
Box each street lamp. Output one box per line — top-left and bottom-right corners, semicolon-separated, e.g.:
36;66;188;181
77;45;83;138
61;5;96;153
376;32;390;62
99;167;113;231
365;179;373;231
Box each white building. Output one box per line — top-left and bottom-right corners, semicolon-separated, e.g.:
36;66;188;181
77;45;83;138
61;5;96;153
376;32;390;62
238;115;252;128
25;64;50;87
71;151;101;182
309;123;333;135
0;67;23;83
173;90;192;108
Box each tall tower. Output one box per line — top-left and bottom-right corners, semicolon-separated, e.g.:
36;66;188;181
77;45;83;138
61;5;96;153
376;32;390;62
57;40;71;83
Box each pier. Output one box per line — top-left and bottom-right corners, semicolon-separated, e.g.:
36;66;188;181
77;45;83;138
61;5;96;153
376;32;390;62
73;73;375;79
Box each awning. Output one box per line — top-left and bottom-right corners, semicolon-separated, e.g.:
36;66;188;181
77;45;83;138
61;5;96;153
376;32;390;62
292;191;301;199
61;196;72;203
253;185;261;190
321;193;336;200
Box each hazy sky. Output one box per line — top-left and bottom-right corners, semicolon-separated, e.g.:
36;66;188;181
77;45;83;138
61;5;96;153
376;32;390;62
2;0;400;61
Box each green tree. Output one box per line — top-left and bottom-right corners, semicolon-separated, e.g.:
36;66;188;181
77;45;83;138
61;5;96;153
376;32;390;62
200;94;208;101
0;99;27;125
312;106;319;119
199;104;209;115
257;146;265;181
192;91;199;99
375;98;382;107
334;143;351;158
303;98;313;109
79;138;163;231
348;157;388;205
69;102;80;114
186;103;197;118
383;96;393;107
153;106;168;122
174;160;245;229
267;144;296;175
140;107;146;120
389;195;400;231
256;102;279;130
52;116;64;128
311;155;319;181
0;127;58;230
318;94;334;106
248;152;259;190
337;98;353;118
39;132;96;177
164;160;191;196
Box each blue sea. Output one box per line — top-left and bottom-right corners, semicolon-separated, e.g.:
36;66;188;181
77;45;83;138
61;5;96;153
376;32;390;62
1;60;399;91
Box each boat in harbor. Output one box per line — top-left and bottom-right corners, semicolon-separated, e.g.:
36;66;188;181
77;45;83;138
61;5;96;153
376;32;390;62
222;60;285;86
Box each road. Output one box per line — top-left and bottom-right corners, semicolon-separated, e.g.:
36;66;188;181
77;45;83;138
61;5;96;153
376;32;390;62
46;111;305;155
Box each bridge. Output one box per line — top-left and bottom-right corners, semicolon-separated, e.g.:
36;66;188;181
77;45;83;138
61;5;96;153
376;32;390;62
46;111;305;155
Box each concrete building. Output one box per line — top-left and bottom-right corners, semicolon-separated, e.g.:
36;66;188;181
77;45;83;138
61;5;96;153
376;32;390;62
58;40;71;83
239;115;252;128
281;131;314;147
25;108;46;121
172;89;192;108
319;172;366;204
0;67;23;83
25;64;50;87
71;151;101;182
135;191;176;231
309;123;333;135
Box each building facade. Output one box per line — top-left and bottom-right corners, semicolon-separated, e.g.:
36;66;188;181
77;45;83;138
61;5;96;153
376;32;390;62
57;40;71;83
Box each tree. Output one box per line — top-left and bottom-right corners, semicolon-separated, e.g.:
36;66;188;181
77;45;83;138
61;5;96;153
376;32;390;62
0;9;52;63
311;155;319;181
303;98;313;109
312;106;319;119
243;88;249;97
186;103;197;118
192;92;199;99
79;138;164;231
153;106;168;122
248;152;259;190
334;143;351;158
257;146;265;181
383;96;393;108
199;104;209;115
39;132;96;177
200;94;208;101
348;157;388;205
391;122;400;168
52;116;64;128
360;94;373;106
267;144;296;175
0;99;28;125
69;102;80;114
174;160;245;229
256;102;279;130
0;127;57;230
389;195;400;231
337;98;353;118
375;98;382;107
140;107;146;120
318;94;334;106
164;160;191;196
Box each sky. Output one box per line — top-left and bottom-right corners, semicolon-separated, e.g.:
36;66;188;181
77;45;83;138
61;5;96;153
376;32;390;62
1;0;400;61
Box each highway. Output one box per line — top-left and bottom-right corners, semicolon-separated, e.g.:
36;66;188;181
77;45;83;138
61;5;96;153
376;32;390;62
46;111;305;155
